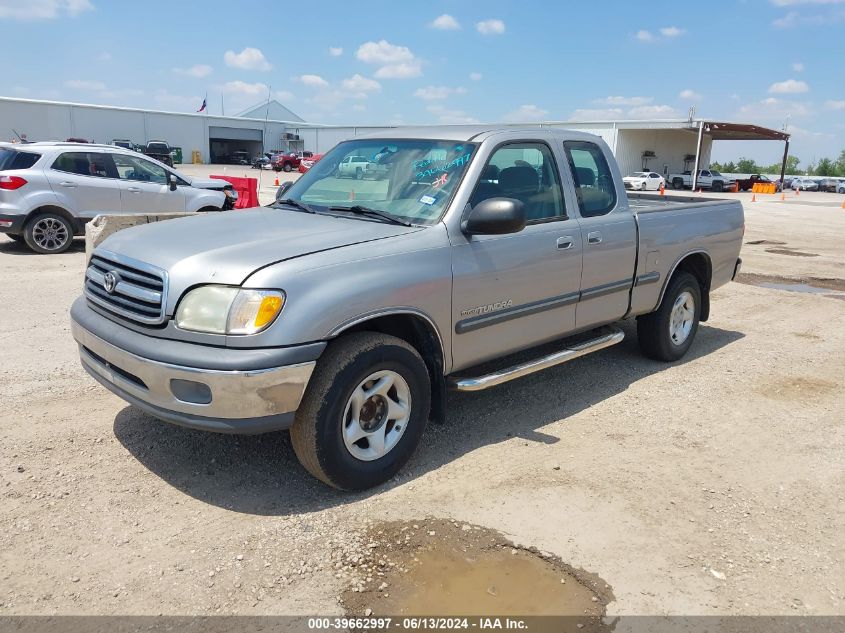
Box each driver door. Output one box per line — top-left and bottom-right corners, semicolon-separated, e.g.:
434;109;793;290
450;141;583;371
111;154;186;214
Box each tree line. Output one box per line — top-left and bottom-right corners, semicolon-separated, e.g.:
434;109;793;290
711;150;845;177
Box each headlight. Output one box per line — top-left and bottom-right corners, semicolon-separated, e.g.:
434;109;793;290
175;286;285;335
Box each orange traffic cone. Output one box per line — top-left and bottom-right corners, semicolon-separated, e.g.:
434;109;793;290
349;189;355;201
274;176;279;186
751;193;756;202
780;192;786;201
795;188;799;196
841;199;845;209
698;188;703;194
659;183;665;196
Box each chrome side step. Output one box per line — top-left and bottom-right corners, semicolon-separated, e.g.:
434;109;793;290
448;327;625;392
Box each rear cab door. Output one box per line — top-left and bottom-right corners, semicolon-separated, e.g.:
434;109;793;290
561;139;637;330
46;151;122;220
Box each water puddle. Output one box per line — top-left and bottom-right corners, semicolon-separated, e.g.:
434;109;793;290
340;519;612;630
736;273;845;300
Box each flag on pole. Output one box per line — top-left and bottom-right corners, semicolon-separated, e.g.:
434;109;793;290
197;96;207;113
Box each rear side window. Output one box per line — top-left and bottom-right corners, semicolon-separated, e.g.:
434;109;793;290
563;141;617;218
0;149;41;171
52;152;113;178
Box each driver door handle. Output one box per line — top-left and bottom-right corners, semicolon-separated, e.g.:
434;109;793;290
556;236;574;250
58;181;77;188
587;231;602;245
127;187;142;193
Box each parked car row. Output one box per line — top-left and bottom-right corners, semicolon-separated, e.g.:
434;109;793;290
625;170;845;195
0;142;236;254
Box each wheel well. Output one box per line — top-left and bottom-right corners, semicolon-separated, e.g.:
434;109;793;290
198;206;220;212
27;205;82;235
338;313;447;424
673;252;712;321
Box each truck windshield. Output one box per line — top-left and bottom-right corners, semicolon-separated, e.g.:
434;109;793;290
279;139;477;226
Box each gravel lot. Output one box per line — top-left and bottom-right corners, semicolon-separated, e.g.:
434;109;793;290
0;189;843;617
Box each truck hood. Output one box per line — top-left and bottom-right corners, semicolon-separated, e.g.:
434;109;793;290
97;207;422;295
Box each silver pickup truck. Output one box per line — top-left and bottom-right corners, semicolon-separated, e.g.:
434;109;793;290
70;127;744;490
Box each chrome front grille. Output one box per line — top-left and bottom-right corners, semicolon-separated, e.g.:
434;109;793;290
84;251;167;325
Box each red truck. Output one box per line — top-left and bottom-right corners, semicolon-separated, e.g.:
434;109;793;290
272;151;306;172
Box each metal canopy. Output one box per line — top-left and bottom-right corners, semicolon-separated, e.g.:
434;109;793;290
702;121;790;142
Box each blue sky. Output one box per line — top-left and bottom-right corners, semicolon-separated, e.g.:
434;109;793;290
1;0;843;164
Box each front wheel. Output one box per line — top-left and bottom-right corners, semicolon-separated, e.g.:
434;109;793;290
290;332;431;490
637;272;701;362
355;167;363;180
673;179;684;190
283;163;292;172
640;182;647;191
24;212;74;254
712;181;723;192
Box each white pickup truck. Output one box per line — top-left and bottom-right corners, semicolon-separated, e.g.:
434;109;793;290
668;169;735;192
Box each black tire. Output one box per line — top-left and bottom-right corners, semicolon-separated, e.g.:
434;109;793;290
355;167;363;180
672;178;684;190
23;212;74;254
640;182;647;191
712;181;723;192
283;163;292;173
290;332;431;490
637;271;701;362
6;234;25;243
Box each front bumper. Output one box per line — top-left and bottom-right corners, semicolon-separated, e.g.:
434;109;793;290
71;301;321;434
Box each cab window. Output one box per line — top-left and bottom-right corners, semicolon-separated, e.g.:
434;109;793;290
563;141;617;218
469;142;565;222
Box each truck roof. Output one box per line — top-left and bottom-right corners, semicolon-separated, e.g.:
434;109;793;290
353;126;604;143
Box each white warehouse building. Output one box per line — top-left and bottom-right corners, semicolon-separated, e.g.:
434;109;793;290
0;96;789;179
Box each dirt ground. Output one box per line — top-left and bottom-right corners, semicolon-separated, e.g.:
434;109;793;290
0;189;843;618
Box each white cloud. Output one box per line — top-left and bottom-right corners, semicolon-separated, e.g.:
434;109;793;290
97;51;111;62
223;47;272;71
570;108;624;120
298;74;330;88
374;63;422;79
430;13;460;30
679;89;702;100
502;104;549;122
64;79;106;91
791;61;805;71
356;40;422;79
427;104;480;125
476;19;505;35
768;79;809;93
0;0;93;20
414;85;467;100
341;74;381;93
628;104;677;118
659;26;686;37
328;47;343;57
772;11;800;26
153;90;203;111
595;96;652;106
352;104;366;112
173;64;213;78
356;40;415;65
635;30;654;41
737;97;811;120
824;100;845;110
469;72;483;81
222;80;269;97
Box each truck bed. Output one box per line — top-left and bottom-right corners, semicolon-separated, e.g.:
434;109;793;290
626;192;744;318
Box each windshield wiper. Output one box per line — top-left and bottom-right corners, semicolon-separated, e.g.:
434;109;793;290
276;198;317;214
328;205;413;227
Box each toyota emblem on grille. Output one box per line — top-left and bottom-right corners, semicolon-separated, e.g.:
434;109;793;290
103;271;119;294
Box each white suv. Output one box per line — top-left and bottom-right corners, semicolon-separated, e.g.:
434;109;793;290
0;142;236;254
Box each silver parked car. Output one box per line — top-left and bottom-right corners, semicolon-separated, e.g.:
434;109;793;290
0;142;236;254
790;177;819;192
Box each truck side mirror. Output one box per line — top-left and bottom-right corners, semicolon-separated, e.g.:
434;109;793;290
168;174;178;191
463;198;526;235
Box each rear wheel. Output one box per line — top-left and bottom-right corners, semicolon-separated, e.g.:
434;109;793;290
283;163;292;172
672;178;684;190
355;167;363;180
290;332;431;490
637;272;701;362
23;213;73;254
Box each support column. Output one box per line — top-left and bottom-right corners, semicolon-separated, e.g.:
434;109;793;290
691;120;704;191
779;138;790;188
